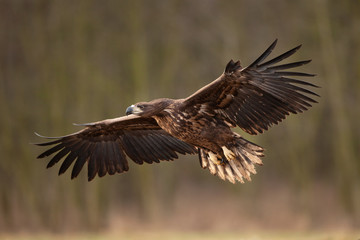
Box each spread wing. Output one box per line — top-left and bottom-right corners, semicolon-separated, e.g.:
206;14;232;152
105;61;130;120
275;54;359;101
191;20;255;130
184;39;319;135
35;114;197;181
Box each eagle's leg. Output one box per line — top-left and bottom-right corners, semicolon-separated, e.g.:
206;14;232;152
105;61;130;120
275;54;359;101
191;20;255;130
219;151;229;165
207;150;228;165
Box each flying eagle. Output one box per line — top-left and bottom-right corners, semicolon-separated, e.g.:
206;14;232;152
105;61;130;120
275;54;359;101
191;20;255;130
35;40;318;184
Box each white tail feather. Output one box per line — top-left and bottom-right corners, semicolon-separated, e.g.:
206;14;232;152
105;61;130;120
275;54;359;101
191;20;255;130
199;134;264;184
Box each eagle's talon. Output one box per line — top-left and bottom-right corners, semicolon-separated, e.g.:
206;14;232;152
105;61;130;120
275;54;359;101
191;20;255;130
220;158;228;165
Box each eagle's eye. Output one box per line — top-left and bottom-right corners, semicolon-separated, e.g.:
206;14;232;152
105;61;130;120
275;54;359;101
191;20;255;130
138;105;144;109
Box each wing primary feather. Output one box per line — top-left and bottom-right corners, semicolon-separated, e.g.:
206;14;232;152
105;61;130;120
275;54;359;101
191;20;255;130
113;139;128;172
98;141;108;177
269;77;319;88
247;39;278;68
230;91;294;134
108;140;119;175
88;144;100;181
71;142;94;179
257;44;302;69
260;82;317;106
37;136;79;158
34;139;62;146
58;152;77;176
112;140;122;173
261;83;318;106
103;142;114;175
280;83;320;97
276;71;315;77
266;60;312;71
37;143;65;158
252;83;314;111
46;147;72;168
58;141;86;175
254;91;292;115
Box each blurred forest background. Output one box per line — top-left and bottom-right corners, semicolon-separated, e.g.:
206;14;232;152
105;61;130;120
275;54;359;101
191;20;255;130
0;0;359;236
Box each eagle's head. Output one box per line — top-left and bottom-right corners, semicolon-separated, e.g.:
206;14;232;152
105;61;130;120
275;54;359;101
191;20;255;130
125;98;173;117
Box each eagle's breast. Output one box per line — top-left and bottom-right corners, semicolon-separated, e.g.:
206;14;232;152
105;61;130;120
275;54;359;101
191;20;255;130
153;103;230;148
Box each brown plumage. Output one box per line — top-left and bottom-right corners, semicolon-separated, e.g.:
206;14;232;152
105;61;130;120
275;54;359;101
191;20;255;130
35;40;319;183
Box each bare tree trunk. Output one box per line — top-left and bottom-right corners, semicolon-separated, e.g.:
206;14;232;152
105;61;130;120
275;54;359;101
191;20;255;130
314;0;358;216
128;0;159;221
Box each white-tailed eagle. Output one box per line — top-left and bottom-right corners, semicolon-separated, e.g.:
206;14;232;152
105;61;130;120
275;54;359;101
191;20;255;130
35;40;318;183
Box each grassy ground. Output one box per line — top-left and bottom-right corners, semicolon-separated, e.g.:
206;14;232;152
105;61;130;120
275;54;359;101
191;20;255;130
1;231;359;240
